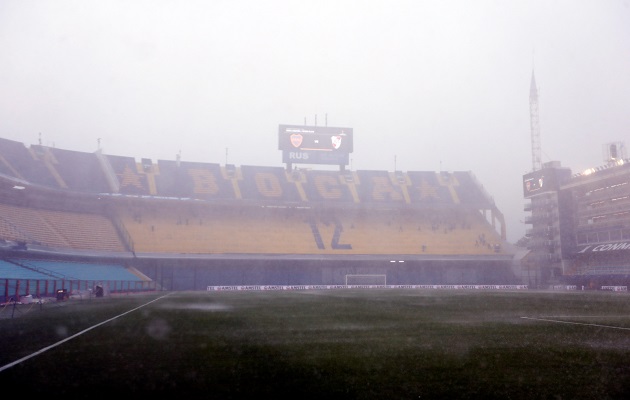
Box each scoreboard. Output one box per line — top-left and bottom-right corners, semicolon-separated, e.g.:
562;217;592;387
278;124;353;166
522;166;571;198
523;170;548;197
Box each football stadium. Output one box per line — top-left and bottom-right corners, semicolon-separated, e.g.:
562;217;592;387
0;125;523;300
2;131;630;398
3;2;630;397
2;126;630;300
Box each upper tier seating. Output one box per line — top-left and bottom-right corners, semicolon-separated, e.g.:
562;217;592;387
0;137;495;209
35;145;111;192
156;159;234;200
0;138;57;187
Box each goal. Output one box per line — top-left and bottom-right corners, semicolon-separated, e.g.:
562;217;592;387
345;274;387;286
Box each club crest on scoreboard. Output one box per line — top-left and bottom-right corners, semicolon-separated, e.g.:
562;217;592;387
290;134;303;148
331;135;342;149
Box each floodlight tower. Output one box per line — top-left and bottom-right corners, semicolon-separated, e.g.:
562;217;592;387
529;70;542;171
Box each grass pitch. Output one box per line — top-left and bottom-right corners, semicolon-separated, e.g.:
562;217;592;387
1;289;630;399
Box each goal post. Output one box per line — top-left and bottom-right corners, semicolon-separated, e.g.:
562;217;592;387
345;274;387;286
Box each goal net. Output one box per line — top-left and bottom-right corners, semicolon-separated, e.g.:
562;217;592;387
345;274;387;286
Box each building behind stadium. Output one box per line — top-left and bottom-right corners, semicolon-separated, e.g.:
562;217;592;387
522;142;630;288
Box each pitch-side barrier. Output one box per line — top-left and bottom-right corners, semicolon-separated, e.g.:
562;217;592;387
207;284;529;291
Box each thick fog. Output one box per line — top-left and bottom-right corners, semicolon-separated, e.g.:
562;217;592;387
1;0;629;243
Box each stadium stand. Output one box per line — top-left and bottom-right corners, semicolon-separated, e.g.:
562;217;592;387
9;259;142;281
116;203;319;254
112;197;505;257
32;145;111;192
0;136;517;295
155;159;234;200
0;203;126;252
451;171;495;207
239;165;304;203
0;259;52;279
355;170;406;204
302;170;356;203
406;171;456;205
105;154;152;195
0;137;57;187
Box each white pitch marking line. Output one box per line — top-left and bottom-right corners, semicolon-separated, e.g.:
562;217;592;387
521;316;630;331
535;315;629;318
0;293;172;373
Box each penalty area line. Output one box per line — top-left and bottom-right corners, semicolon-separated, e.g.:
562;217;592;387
0;293;173;373
521;316;630;331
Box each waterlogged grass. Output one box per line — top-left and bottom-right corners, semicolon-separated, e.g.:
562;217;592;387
1;290;630;399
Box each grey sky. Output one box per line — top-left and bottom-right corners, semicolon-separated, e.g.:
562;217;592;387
1;0;629;243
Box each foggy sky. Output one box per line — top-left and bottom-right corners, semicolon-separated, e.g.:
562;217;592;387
1;0;629;243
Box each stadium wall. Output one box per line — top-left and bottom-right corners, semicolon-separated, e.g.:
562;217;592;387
133;257;517;290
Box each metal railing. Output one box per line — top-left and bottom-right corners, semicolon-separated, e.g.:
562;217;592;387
0;278;157;304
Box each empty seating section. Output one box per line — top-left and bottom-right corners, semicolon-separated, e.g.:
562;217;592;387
0;137;497;210
356;170;406;204
117;202;504;256
333;208;502;255
106;154;151;195
11;259;142;281
0;203;68;247
406;171;456;205
0;259;51;279
0;213;31;243
452;171;493;207
0;138;57;187
0;203;125;251
41;210;127;251
0;259;147;301
0;137;506;258
302;170;354;203
156;160;234;200
45;147;111;192
117;204;318;254
239;166;303;202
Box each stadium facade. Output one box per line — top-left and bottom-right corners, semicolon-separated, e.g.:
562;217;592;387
0;135;521;295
